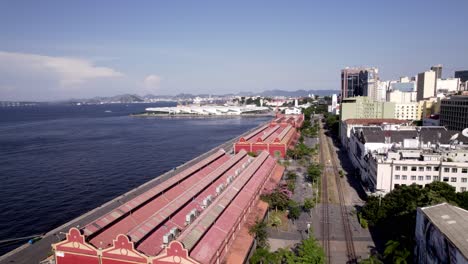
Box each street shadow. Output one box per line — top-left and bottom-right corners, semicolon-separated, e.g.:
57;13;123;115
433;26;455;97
353;205;386;256
324;130;368;201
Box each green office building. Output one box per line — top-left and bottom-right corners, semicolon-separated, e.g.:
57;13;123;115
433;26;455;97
340;96;395;121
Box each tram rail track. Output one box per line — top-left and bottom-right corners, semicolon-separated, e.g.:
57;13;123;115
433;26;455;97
319;119;357;263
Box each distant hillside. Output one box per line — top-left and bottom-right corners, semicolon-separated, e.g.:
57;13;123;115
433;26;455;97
68;94;144;104
35;89;341;104
258;89;338;97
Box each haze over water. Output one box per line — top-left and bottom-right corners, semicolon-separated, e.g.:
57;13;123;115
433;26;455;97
0;103;270;254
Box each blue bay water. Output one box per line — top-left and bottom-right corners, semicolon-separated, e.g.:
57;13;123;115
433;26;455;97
0;103;270;255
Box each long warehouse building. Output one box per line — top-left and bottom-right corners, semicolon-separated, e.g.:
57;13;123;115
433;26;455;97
234;114;304;157
52;149;284;264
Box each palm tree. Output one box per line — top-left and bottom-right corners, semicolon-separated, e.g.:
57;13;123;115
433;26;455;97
384;240;410;264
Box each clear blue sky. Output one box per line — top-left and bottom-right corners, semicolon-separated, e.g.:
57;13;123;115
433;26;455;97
1;0;467;100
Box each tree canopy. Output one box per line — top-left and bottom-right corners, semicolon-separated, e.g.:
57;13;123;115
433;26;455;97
361;182;468;263
249;219;269;249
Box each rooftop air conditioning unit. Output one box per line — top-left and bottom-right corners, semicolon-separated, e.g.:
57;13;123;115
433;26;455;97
170;227;180;237
163;233;174;244
242;163;247;169
203;195;213;207
186;212;194;224
185;209;199;224
235;169;241;175
191;208;198;217
216;183;225;194
227;176;234;184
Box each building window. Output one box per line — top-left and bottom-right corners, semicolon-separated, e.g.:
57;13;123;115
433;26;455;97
451;177;457;182
435;166;440;171
444;168;450;173
426;166;432;171
452;168;457;173
411;176;416;181
462;178;467;183
418;176;424;181
443;177;449;182
395;175;400;180
411;166;417;171
418;167;424;171
395;166;401;171
434;176;439;181
462;168;468;173
402;166;408;171
461;187;467;192
426;175;431;181
402;175;407;180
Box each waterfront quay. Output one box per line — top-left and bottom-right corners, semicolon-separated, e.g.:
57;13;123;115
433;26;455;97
0;120;270;264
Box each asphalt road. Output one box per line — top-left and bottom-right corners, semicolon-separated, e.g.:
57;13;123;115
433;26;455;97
0;122;268;264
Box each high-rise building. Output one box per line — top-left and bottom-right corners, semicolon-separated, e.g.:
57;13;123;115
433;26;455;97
341;67;379;100
455;70;468;83
417;71;436;101
431;64;443;79
440;96;468;131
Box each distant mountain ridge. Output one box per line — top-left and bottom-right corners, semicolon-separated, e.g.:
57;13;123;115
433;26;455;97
1;89;340;105
169;89;339;98
67;94;144;104
257;89;337;97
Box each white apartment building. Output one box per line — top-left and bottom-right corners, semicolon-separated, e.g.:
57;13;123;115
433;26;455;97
327;94;340;115
339;118;411;147
417;71;437;101
400;76;411;83
348;126;468;194
375;81;388;102
387;90;417;103
370;150;468;194
394;103;421;120
436;78;460;93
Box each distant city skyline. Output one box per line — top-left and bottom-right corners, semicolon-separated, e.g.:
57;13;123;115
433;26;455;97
1;0;468;101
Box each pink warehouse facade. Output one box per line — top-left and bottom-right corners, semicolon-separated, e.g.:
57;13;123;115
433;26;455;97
234;114;304;158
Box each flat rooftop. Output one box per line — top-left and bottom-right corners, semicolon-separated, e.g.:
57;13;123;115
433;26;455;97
421;203;468;259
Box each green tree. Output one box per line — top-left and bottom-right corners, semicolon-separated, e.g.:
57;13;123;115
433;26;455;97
249;248;278;264
384;240;410;264
303;198;314;213
361;182;463;263
261;189;290;210
456;191;468;210
296;236;326;263
425;181;457;202
288;200;301;221
269;213;282;230
275;248;297;264
249;219;269;249
286;171;297;180
306;163;322;182
359;254;383;264
287;181;295;192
